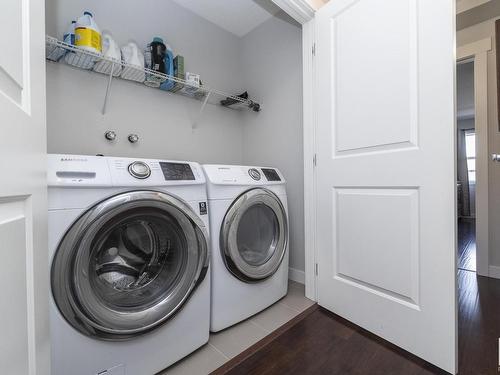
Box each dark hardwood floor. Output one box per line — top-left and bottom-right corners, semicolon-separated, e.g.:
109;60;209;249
458;269;500;374
458;219;476;272
214;224;500;375
216;305;447;375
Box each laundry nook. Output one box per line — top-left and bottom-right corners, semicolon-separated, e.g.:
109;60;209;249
4;0;500;374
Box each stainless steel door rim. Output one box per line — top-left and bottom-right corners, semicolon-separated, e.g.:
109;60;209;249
51;190;209;341
220;188;288;282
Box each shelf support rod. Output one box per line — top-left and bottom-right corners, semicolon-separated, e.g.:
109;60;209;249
192;91;211;129
102;62;115;115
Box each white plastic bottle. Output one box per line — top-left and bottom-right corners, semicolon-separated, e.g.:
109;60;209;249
93;32;122;76
74;11;102;54
120;42;145;82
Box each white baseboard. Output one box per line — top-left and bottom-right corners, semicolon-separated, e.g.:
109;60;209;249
288;267;305;284
488;265;500;279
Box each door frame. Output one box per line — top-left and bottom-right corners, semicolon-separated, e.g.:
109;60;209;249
271;0;317;299
302;18;316;300
457;37;492;277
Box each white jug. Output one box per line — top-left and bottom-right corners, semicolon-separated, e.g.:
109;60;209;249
93;32;122;76
120;42;145;82
74;11;102;54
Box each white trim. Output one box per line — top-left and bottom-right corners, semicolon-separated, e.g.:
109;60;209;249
456;0;491;14
302;18;316;301
288;267;306;284
457;38;492;60
488;265;500;279
271;0;315;25
457;37;492;277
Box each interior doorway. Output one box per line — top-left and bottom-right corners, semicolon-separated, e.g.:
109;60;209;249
455;37;491;277
456;60;476;273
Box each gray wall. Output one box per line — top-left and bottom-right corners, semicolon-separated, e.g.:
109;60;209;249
457;62;475;113
46;2;306;273
46;0;244;163
240;15;304;273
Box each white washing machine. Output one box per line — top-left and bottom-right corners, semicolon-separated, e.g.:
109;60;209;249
203;165;289;332
48;154;210;375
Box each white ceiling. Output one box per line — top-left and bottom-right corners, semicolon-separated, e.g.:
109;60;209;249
171;0;281;37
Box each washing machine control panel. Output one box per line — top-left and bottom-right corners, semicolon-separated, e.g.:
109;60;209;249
160;162;195;181
109;157;204;186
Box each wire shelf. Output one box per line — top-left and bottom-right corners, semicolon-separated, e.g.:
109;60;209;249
45;36;261;112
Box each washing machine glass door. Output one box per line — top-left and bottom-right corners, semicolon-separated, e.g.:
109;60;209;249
220;188;288;282
51;190;209;341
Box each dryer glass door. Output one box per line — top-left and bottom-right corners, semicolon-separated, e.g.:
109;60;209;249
51;191;208;341
220;188;288;282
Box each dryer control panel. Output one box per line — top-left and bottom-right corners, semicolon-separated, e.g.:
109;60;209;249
202;165;285;185
261;168;281;182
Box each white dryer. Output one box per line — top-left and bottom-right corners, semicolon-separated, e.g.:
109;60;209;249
203;165;289;332
48;154;210;375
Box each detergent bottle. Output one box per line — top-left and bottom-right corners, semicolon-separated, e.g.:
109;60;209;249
48;20;74;61
93;32;122;76
120;42;145;82
74;11;102;54
63;20;76;45
159;44;175;91
144;37;167;88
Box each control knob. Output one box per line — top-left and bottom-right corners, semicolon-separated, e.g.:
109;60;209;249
248;168;261;181
128;161;151;179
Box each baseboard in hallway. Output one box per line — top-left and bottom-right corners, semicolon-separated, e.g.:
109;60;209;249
488;265;500;279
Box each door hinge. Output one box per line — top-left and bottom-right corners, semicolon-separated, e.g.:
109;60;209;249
315;263;318;276
312;43;316;56
313;153;317;167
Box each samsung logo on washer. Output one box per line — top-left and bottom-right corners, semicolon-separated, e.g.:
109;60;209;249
60;157;88;162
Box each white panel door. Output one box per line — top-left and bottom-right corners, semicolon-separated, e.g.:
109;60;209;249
315;0;456;373
0;0;49;374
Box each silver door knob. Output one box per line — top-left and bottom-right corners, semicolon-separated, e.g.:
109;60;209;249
104;130;116;141
492;154;500;162
128;134;139;143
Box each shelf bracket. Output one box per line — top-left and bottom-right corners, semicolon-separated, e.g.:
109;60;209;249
192;91;211;129
102;62;115;115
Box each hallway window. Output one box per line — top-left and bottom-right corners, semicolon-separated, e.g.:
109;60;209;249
465;131;476;183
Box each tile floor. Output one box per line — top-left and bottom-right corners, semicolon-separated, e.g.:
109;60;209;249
160;280;315;375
